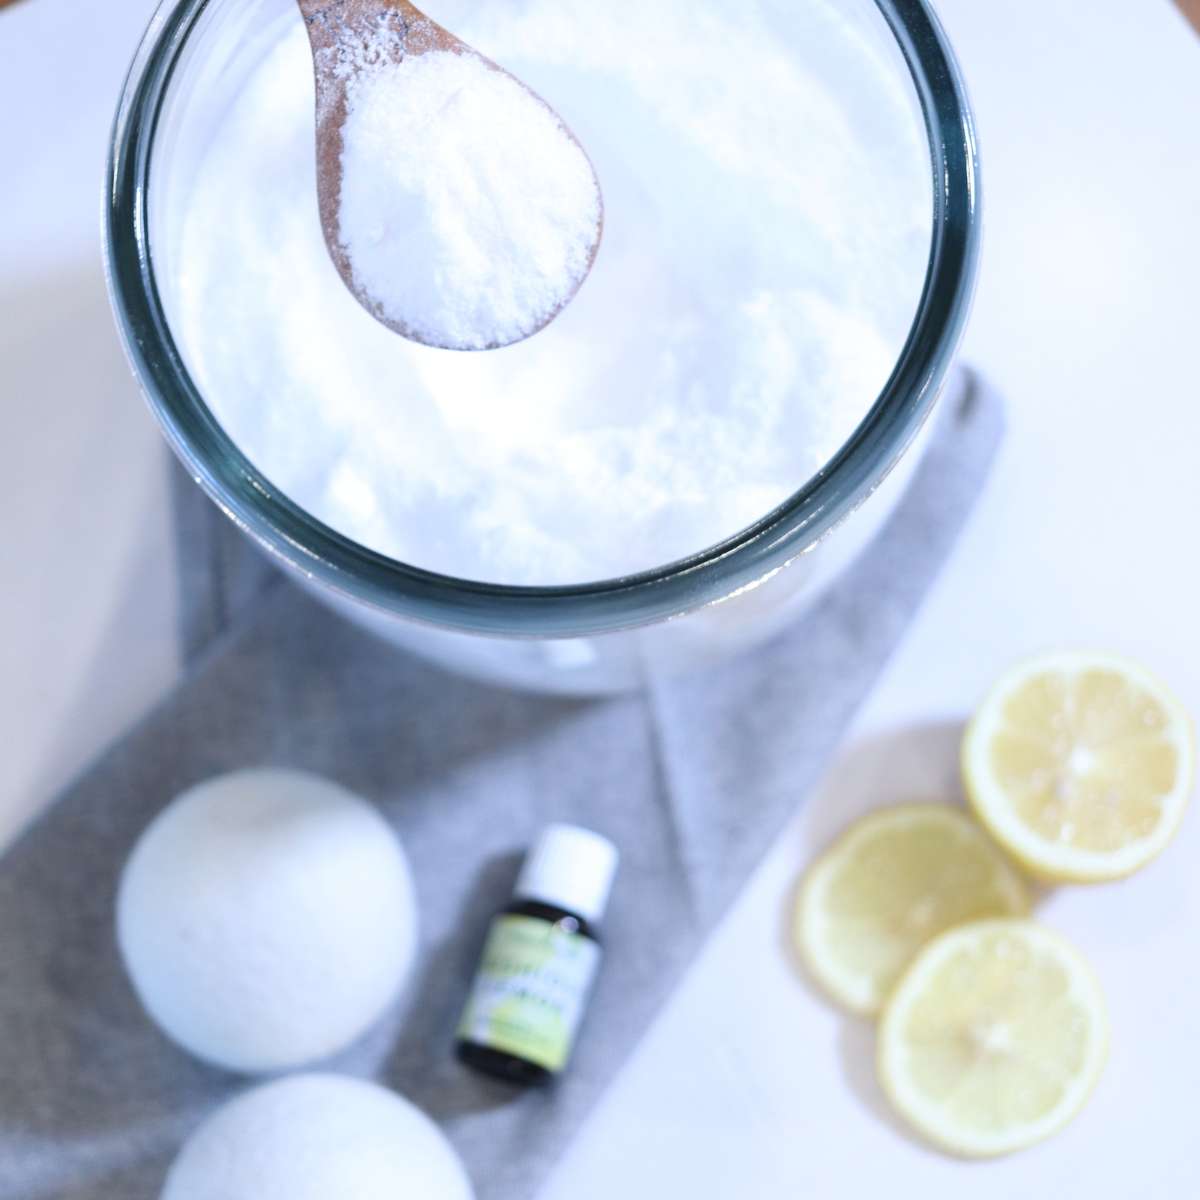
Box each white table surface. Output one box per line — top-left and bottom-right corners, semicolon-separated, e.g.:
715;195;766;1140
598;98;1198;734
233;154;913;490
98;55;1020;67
4;0;1200;1194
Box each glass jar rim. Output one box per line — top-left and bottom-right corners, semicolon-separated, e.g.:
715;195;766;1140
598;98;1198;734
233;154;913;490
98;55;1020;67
104;0;980;639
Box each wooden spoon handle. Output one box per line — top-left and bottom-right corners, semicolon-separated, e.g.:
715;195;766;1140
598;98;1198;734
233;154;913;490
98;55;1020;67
297;0;419;16
297;0;454;56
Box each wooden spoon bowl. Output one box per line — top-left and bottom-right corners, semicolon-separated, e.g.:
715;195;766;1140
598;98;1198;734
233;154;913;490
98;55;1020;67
297;0;604;350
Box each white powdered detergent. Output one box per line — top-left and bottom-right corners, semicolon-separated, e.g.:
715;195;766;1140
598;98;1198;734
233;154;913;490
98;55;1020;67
339;48;602;350
171;0;932;587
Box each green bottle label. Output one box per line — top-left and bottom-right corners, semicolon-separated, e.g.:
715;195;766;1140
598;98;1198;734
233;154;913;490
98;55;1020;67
458;914;601;1073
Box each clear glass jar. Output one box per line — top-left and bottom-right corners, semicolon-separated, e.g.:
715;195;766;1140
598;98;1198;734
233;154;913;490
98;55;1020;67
105;0;980;695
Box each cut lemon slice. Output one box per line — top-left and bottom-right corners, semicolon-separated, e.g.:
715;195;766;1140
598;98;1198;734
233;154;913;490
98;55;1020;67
878;919;1108;1157
795;805;1030;1016
963;653;1195;883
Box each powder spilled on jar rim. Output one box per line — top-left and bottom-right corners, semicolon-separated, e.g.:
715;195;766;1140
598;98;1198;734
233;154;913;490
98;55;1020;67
337;46;603;351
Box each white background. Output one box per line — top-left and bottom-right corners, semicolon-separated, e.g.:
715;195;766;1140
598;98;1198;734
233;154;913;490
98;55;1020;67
3;0;1199;1194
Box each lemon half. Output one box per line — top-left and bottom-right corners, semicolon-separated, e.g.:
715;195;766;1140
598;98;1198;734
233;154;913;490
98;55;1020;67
795;805;1030;1016
963;653;1195;883
878;919;1108;1157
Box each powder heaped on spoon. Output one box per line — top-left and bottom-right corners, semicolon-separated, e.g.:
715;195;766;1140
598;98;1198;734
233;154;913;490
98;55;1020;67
338;48;603;350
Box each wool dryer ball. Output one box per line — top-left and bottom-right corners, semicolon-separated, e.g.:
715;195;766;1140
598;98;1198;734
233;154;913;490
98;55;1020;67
117;768;418;1074
160;1075;474;1200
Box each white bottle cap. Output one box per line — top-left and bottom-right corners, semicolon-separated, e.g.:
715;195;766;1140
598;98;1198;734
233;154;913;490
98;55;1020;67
514;824;620;925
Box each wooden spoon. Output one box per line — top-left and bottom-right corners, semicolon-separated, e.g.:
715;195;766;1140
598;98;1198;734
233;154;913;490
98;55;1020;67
297;0;604;350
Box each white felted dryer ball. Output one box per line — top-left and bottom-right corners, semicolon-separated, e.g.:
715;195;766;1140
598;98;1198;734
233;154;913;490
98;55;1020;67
117;768;417;1074
161;1074;474;1200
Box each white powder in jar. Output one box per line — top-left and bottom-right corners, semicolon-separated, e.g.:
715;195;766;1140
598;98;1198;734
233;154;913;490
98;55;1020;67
339;48;601;350
168;0;933;586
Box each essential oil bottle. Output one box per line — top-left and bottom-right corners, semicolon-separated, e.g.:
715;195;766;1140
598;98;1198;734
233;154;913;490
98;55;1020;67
456;824;619;1086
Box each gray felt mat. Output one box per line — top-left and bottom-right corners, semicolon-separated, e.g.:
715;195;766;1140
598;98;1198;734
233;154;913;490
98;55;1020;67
0;371;1001;1200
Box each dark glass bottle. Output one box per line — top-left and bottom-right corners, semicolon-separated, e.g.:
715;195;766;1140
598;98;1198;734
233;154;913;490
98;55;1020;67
456;826;619;1086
